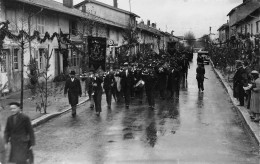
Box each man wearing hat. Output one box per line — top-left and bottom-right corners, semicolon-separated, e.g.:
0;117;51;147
196;63;205;92
64;70;82;117
120;62;134;108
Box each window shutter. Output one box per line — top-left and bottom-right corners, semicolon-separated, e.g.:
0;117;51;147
17;49;21;71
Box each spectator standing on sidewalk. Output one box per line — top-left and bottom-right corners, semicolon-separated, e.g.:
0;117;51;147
64;70;82;117
196;63;205;92
233;62;246;106
249;70;260;122
4;102;35;164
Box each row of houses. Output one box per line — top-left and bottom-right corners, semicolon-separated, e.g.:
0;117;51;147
218;0;260;45
0;0;181;93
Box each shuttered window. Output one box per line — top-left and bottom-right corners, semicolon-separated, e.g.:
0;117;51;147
13;49;19;70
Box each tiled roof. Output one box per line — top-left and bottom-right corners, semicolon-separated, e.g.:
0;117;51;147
137;23;162;36
13;0;128;29
74;0;140;18
217;23;229;31
229;1;260;26
233;7;260;26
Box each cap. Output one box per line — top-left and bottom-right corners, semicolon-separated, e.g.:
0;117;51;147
251;70;259;74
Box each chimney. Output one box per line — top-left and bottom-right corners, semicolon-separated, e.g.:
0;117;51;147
63;0;73;8
113;0;118;8
147;20;150;26
171;30;174;35
151;23;156;28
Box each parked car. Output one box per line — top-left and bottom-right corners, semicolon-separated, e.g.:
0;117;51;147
198;51;210;65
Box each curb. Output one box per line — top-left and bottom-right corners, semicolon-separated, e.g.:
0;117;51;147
210;60;260;146
32;98;89;128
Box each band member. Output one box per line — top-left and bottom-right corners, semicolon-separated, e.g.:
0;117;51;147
143;67;157;109
64;71;82;117
114;71;122;102
120;62;133;108
93;71;104;116
103;70;115;109
134;69;145;104
196;64;205;92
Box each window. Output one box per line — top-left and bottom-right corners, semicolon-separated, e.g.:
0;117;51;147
251;24;253;35
13;49;19;70
37;15;45;34
70;20;77;35
116;30;119;41
106;28;110;38
71;50;80;67
256;21;260;33
1;51;7;72
39;49;46;69
6;9;17;32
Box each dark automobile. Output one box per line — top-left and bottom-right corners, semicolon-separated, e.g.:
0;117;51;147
198;51;210;65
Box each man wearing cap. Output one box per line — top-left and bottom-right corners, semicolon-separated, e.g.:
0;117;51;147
64;71;82;117
120;62;133;108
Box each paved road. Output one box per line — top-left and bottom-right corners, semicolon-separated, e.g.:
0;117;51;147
34;55;259;164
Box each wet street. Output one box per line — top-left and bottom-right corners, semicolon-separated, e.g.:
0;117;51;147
34;55;259;164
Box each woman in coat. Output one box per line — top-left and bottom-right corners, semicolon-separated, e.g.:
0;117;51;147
250;71;260;122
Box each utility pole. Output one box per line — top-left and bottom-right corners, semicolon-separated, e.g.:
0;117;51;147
129;0;132;13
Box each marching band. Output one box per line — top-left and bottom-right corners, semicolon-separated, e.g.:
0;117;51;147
79;50;193;116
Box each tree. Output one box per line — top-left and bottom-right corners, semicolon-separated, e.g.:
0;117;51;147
198;34;211;50
121;23;139;63
184;31;196;47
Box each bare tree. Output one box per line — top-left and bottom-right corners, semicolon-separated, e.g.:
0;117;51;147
184;31;196;48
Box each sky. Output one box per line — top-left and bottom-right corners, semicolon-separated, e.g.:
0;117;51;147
54;0;243;39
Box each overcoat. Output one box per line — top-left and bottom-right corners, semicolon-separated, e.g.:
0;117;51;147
93;76;103;112
4;113;35;163
250;78;260;114
64;78;82;106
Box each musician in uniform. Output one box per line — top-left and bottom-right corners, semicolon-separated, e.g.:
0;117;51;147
120;62;133;108
103;70;115;109
143;65;157;109
93;71;104;116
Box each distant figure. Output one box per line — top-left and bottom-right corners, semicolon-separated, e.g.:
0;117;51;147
196;63;205;92
4;102;35;164
197;53;204;65
64;70;82;117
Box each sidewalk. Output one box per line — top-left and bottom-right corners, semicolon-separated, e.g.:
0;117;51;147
210;61;260;146
0;81;89;129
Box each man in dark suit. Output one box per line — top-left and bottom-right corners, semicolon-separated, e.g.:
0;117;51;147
64;70;82;117
93;71;104;116
4;102;35;164
103;70;115;109
196;63;205;92
120;63;133;108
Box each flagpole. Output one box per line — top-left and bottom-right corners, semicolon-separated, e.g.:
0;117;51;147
129;0;132;13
